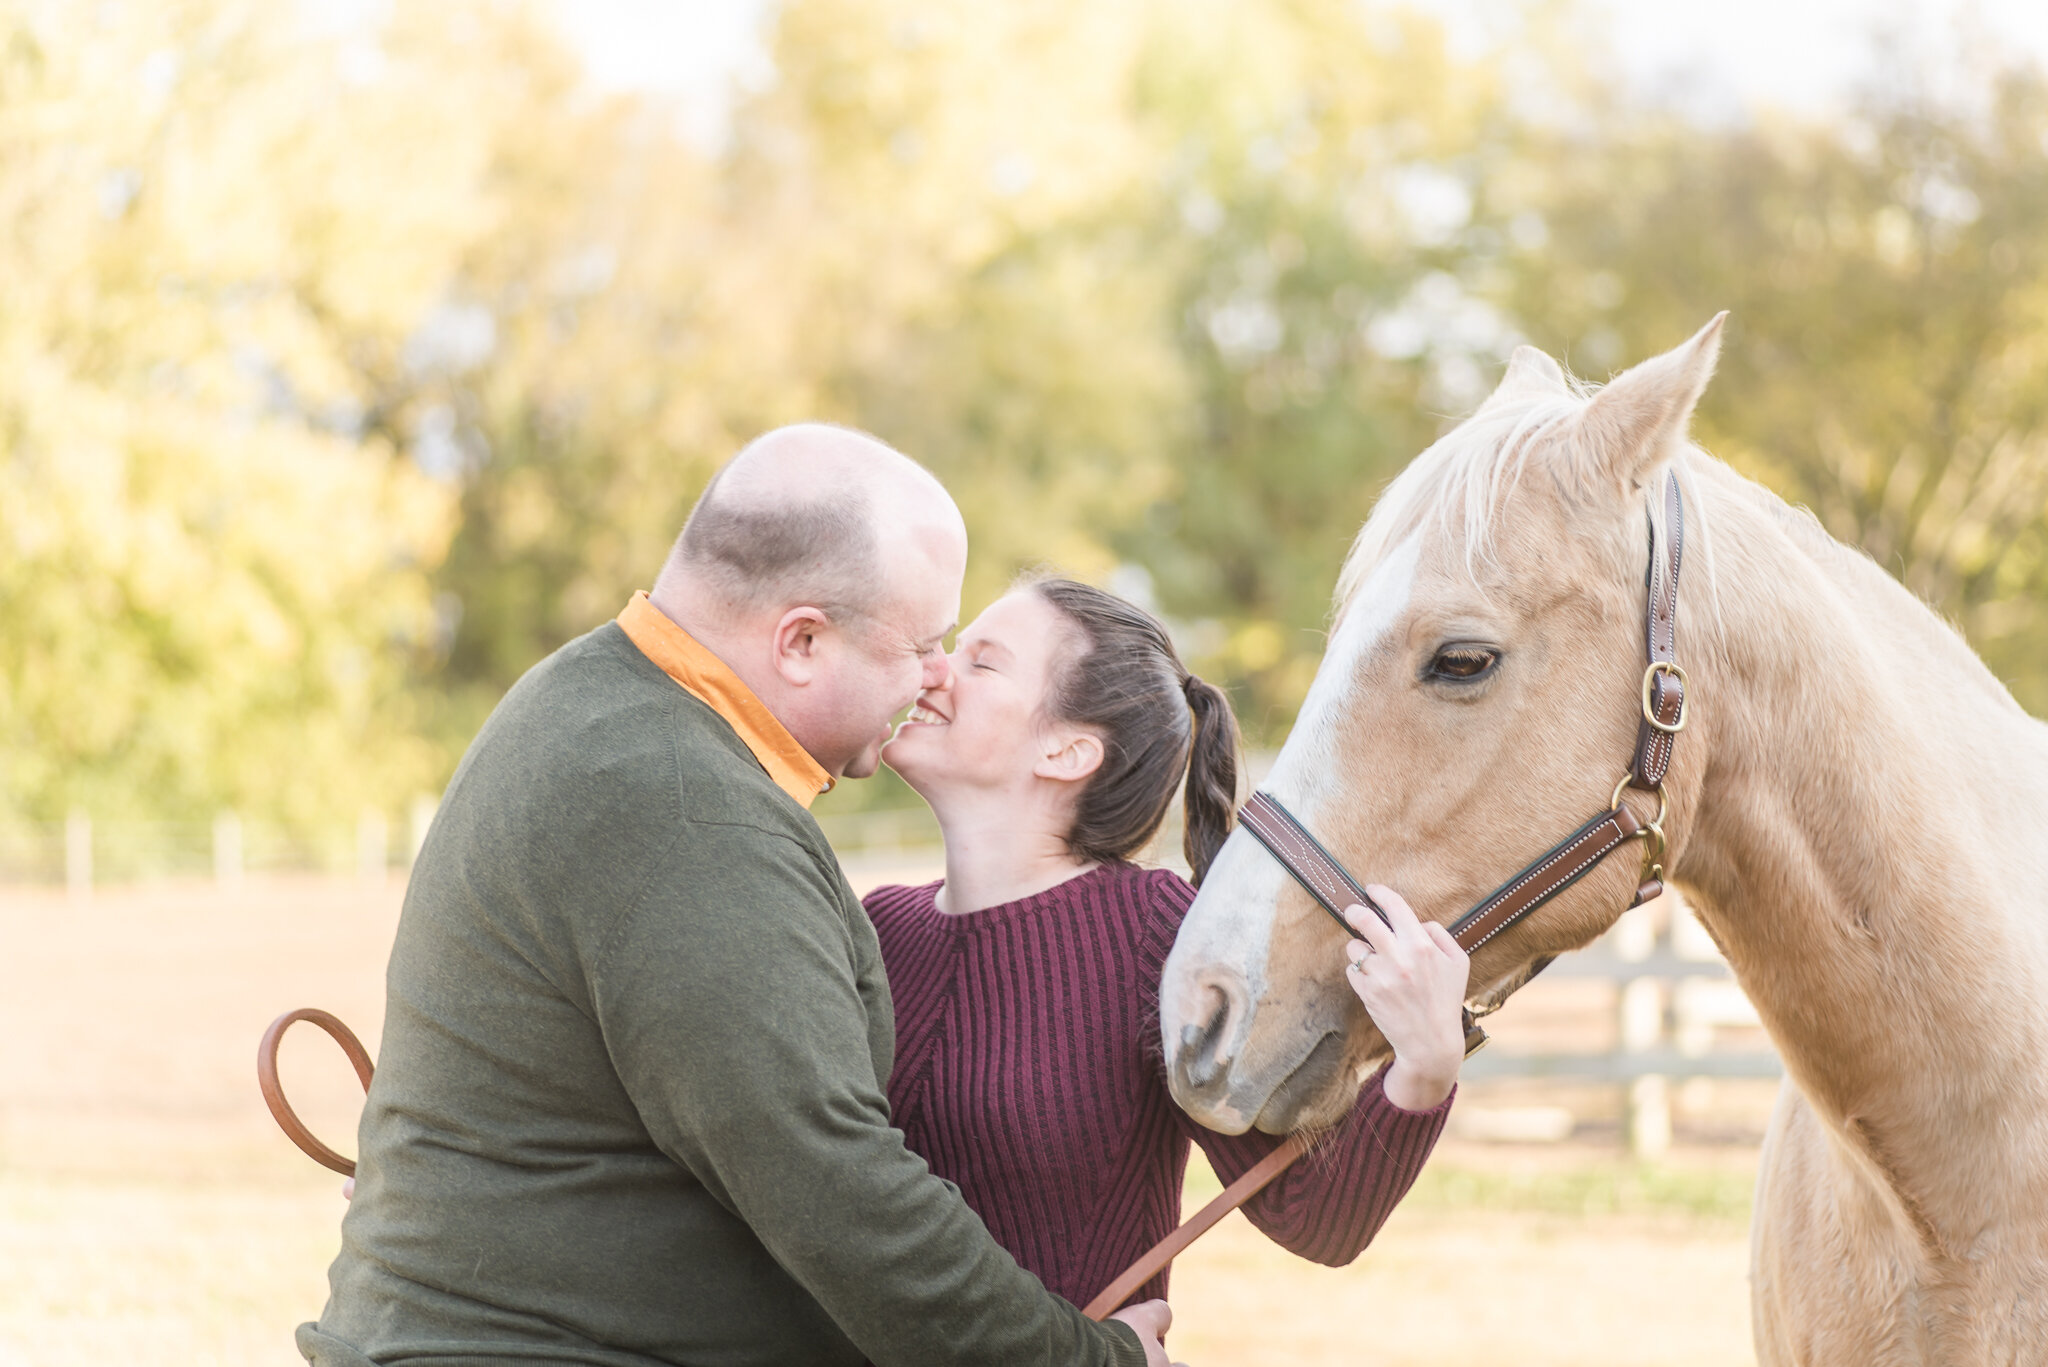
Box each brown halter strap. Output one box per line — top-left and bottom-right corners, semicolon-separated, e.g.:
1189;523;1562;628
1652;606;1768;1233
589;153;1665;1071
1084;473;1690;1319
1240;469;1686;1020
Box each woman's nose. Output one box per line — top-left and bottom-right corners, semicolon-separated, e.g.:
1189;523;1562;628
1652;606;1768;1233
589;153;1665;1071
923;651;954;691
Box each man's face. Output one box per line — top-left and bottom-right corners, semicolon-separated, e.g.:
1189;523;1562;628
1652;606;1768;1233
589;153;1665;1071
813;530;962;780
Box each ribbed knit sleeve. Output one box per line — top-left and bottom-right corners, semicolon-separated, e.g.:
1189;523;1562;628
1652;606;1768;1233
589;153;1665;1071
1135;873;1453;1268
1183;1068;1451;1264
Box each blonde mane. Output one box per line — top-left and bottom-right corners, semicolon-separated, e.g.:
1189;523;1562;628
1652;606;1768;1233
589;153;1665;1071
1333;380;1718;634
1167;317;2048;1364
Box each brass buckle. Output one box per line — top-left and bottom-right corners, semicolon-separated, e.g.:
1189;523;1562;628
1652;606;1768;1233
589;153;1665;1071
1612;772;1669;885
1641;661;1690;734
1461;1008;1489;1058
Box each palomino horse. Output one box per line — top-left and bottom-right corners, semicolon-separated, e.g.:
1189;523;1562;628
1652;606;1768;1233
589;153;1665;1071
1160;316;2048;1364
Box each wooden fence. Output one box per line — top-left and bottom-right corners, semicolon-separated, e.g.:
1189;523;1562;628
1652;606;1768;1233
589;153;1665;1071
1461;898;1780;1155
2;801;443;891
18;793;1779;1158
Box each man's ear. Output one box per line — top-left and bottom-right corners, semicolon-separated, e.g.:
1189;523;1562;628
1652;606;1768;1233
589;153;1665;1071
1034;730;1105;785
770;606;831;686
1569;313;1727;492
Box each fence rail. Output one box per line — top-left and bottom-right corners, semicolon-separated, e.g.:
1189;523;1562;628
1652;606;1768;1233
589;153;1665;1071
1462;898;1780;1155
1;800;442;891
1463;1048;1781;1083
13;794;1776;1157
2;800;944;891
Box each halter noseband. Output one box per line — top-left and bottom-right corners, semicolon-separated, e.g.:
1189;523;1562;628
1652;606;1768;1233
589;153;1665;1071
1236;472;1689;1055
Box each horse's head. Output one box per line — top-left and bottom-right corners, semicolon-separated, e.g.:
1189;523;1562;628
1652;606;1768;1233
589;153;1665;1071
1163;315;1725;1135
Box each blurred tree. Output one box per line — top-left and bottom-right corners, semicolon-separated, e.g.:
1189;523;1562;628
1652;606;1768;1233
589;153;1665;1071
5;0;2042;841
0;0;528;827
758;0;1189;608
1506;62;2048;714
430;0;1196;762
409;34;742;750
1114;0;1551;735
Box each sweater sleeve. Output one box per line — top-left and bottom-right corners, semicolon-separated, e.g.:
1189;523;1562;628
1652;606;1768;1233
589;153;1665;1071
592;822;1146;1367
1174;1067;1452;1266
1136;867;1451;1268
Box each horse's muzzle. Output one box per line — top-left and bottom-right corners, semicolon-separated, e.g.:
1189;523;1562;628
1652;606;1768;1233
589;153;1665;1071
1166;969;1257;1129
1249;1030;1350;1134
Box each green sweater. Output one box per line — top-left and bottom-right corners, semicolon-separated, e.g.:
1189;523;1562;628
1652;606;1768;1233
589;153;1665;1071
299;623;1146;1367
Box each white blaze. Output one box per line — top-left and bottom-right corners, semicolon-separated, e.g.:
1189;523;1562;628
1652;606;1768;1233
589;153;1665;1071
1266;533;1422;818
1163;534;1421;1061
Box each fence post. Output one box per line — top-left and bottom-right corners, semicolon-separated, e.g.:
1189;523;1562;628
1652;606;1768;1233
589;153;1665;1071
65;810;92;900
1618;977;1664;1052
358;808;389;883
1612;901;1657;962
1628;1075;1672;1159
1671;898;1721;962
214;811;244;888
1615;900;1671;1158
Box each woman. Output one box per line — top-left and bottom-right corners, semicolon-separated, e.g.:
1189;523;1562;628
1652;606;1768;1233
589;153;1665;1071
868;576;1470;1312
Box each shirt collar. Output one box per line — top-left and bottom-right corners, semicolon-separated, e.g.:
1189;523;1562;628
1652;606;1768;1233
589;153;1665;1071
616;591;835;809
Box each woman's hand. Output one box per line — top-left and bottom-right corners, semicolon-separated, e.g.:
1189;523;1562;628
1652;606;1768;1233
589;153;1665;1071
1341;884;1470;1111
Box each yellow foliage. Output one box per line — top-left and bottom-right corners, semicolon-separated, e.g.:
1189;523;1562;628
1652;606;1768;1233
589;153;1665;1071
5;0;2044;834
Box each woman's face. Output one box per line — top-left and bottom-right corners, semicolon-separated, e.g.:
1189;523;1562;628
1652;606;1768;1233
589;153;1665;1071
882;589;1084;798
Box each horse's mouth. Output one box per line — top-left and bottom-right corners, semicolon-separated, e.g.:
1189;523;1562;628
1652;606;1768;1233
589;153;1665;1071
1250;1030;1351;1134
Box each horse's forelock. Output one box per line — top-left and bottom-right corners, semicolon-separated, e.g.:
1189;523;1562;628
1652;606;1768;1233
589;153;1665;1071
1335;391;1585;612
1335;385;1723;649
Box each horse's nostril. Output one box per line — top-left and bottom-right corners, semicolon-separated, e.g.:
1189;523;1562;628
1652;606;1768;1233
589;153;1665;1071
1180;988;1235;1089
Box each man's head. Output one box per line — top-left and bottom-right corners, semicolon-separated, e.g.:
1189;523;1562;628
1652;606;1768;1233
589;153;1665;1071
652;423;965;780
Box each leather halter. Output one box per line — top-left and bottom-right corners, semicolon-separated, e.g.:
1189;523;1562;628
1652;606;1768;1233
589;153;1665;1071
1083;475;1692;1320
1238;471;1688;1053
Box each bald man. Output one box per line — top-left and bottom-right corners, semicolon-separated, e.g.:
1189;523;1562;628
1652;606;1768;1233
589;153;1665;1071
297;426;1166;1367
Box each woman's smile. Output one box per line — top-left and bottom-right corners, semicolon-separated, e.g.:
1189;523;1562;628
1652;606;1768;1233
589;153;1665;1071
882;589;1073;793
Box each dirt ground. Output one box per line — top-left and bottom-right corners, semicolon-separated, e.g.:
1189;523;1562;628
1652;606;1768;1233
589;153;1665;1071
0;872;1762;1367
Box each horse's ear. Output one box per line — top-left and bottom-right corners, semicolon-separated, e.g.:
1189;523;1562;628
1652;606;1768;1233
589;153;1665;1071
1487;345;1569;405
1572;313;1727;489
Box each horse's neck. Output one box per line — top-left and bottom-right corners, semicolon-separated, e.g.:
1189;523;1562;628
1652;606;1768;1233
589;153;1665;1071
1674;472;2048;1241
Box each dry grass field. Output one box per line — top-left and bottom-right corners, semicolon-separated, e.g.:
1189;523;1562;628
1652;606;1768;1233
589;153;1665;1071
0;871;1762;1367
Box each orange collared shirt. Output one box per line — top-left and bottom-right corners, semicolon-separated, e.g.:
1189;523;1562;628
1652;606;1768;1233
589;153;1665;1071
616;591;834;809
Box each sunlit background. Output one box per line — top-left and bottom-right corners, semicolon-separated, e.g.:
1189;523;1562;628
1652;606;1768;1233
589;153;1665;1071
2;1;2045;1363
4;0;2045;865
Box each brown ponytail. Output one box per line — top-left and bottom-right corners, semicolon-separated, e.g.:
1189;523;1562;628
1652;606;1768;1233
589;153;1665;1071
1179;674;1240;884
1030;578;1243;886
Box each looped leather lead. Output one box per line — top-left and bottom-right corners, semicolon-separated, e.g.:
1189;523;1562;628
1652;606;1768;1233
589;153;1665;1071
257;1008;375;1177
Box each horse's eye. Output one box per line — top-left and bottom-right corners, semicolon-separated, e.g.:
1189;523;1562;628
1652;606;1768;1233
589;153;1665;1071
1427;645;1500;682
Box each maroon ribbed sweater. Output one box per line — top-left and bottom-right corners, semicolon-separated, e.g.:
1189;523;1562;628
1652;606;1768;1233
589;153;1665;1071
863;861;1452;1311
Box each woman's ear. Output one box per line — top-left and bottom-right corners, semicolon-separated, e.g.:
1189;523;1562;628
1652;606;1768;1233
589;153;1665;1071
1034;730;1105;785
